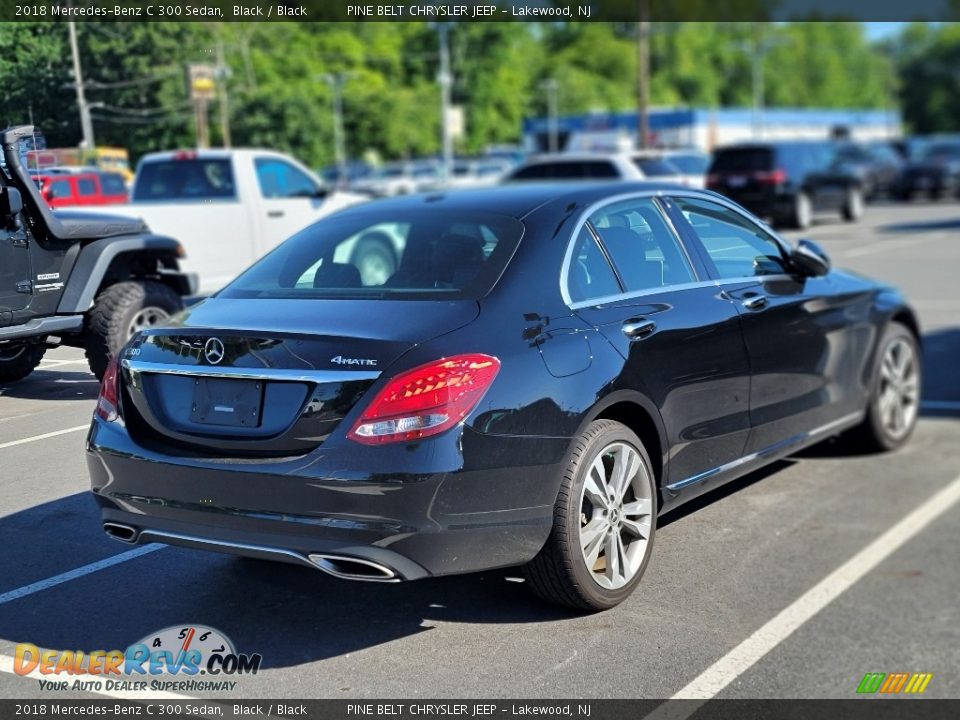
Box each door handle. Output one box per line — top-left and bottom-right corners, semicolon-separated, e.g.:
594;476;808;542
267;210;285;218
742;294;768;310
622;318;656;339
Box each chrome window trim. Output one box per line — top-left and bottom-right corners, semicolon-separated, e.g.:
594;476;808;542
122;359;380;384
566;274;795;311
560;190;696;307
666;189;794;258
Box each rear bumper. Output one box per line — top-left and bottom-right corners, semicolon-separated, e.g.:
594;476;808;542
86;418;569;579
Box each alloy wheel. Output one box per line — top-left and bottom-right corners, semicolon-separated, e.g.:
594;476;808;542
578;442;653;590
127;306;170;340
877;337;919;441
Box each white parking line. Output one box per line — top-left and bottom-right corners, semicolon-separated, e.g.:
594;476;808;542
646;471;960;717
0;545;164;605
0;653;194;700
0;425;89;450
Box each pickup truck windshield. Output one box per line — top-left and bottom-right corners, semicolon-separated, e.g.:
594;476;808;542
219;209;524;301
132;158;235;201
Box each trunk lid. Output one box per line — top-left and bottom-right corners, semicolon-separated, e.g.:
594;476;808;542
119;298;479;456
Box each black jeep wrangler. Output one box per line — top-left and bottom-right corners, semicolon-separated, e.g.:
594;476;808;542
0;125;193;382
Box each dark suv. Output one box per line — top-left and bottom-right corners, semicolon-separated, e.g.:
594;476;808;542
707;141;863;229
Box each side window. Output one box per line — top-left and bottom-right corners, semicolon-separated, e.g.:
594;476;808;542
585;161;619;178
48;179;71;199
77;178;97;196
674;197;788;279
255;158;321;199
589;198;696;291
567;226;621;303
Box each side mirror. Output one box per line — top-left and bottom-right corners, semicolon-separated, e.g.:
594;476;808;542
791;238;831;277
0;186;23;230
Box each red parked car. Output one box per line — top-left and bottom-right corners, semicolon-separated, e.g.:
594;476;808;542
32;171;129;207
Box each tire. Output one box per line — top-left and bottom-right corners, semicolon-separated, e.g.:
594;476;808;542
84;280;182;380
848;322;921;452
790;192;812;230
842;187;864;222
351;234;397;286
525;420;657;611
0;343;46;383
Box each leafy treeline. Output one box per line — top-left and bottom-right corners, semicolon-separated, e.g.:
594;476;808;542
0;22;948;167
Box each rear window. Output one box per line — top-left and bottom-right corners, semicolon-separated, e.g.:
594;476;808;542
219;209;524;301
666;154;709;174
511;161;618;180
99;173;127;196
633;157;680;177
710;148;773;174
132;158;235;201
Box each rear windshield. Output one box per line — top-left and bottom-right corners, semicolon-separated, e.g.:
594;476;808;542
923;143;960;161
219;209;524;301
666;154;709;174
99;173;127;196
510;161;618;180
132;158;235;201
633;157;680;176
710;148;773;173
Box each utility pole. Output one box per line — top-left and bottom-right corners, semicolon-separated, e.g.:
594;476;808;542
540;79;559;153
636;2;650;149
437;23;454;184
321;73;351;188
215;27;232;148
68;21;95;150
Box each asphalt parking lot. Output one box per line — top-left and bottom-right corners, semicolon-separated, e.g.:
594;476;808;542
1;200;958;702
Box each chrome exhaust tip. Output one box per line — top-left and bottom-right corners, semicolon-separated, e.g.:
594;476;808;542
103;522;138;543
308;553;400;582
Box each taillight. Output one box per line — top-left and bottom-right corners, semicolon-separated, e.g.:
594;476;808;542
96;356;120;422
754;168;787;185
347;354;500;445
705;173;720;186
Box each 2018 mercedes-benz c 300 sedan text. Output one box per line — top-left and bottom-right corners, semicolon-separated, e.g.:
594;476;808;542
87;184;921;610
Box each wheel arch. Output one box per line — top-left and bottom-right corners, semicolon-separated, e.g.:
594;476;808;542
580;391;668;493
57;235;189;313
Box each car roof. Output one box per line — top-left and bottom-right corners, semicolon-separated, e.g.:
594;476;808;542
330;182;695;220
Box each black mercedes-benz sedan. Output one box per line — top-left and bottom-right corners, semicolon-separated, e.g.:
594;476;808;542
87;184;921;611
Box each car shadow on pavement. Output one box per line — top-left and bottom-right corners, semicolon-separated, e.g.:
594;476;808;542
877;215;960;234
0;368;99;401
0;492;579;671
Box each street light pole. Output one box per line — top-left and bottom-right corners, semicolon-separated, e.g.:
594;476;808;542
67;21;95;149
636;2;651;149
437;23;454;184
540;79;559;153
215;27;232;148
321;73;350;187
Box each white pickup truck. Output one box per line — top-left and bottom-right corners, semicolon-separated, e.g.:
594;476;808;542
95;149;367;295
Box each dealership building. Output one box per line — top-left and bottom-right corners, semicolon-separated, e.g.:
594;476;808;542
522;107;902;153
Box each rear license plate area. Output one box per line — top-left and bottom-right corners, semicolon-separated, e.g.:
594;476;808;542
190;377;263;428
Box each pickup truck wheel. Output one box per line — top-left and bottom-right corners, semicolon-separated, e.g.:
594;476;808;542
84;280;182;380
0;343;46;383
842;187;864;222
351;234;397;286
524;420;657;611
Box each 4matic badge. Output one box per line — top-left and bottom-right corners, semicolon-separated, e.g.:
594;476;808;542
331;355;377;367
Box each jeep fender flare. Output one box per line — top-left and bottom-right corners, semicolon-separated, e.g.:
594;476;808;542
57;235;188;314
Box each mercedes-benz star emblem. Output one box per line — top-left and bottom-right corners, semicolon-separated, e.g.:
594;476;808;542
204;337;226;365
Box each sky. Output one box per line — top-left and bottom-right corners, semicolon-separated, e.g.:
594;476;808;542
864;22;907;40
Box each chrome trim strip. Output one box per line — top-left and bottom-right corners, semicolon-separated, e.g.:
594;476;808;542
665;410;864;492
567;274;796;311
137;529;317;568
122;359;380;383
